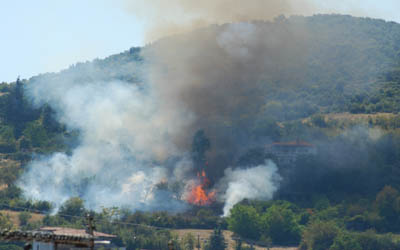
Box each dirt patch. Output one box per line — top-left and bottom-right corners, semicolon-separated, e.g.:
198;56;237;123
303;112;397;124
172;229;297;250
0;210;45;227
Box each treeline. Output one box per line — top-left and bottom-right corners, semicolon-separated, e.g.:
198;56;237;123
0;79;68;156
5;185;400;250
227;185;400;249
0;196;224;249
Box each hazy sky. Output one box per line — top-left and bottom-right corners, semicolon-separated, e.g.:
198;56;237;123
0;0;144;83
1;0;399;83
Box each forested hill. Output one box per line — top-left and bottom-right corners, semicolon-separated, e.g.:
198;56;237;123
24;14;400;118
0;14;399;199
0;14;399;169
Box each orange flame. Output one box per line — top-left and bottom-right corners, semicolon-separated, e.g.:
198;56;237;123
187;170;216;206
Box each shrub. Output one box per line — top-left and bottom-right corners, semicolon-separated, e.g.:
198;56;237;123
299;221;339;250
18;211;31;227
355;231;399;250
330;232;362;250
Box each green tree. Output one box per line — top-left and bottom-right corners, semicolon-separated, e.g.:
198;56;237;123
355;230;398;250
311;114;327;128
300;221;339;250
18;211;32;227
58;197;86;219
227;205;261;240
375;185;400;231
182;233;195;250
23;121;49;148
205;228;226;250
42;105;62;133
0;165;20;186
0;213;13;230
330;232;362;250
19;136;31;151
260;204;301;245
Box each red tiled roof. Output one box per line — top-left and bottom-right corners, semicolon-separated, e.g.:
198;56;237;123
40;227;116;238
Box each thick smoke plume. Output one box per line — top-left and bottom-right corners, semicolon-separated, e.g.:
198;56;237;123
123;0;314;41
19;5;308;211
142;20;309;177
219;161;281;217
19;18;296;212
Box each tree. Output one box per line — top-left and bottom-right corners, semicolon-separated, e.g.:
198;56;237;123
58;197;86;220
375;185;400;231
0;213;13;230
42;105;63;133
300;221;339;250
227;205;261;240
192;130;210;170
182;233;195;250
330;232;362;250
311;114;327;128
6;78;35;137
205;228;226;250
18;211;32;227
19;136;31;151
260;204;301;245
23;121;49;148
355;230;398;250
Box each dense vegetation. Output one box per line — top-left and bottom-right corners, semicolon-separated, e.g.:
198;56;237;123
2;14;400;249
224;185;400;249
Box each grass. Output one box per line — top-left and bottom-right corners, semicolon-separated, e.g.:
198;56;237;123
172;229;297;250
0;210;44;228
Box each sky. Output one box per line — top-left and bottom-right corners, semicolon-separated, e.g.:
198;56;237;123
1;0;399;83
0;0;144;83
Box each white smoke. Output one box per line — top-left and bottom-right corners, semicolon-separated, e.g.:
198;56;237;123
216;22;257;61
219;160;281;216
19;76;193;211
18;16;294;212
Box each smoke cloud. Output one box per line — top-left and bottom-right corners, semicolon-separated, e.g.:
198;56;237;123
19;77;192;211
18;9;310;212
122;0;399;42
19;16;302;212
141;20;309;177
123;0;314;41
219;161;281;217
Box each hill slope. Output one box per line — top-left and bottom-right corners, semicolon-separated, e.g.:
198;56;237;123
0;14;400;211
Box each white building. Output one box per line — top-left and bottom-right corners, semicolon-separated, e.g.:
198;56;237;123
265;141;317;165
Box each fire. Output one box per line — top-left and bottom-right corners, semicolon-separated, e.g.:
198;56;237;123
187;170;216;206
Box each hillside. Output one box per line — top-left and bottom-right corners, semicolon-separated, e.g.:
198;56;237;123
1;14;400;250
0;12;399;213
23;15;400;119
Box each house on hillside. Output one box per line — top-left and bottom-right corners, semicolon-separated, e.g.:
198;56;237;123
0;227;124;250
265;140;317;165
